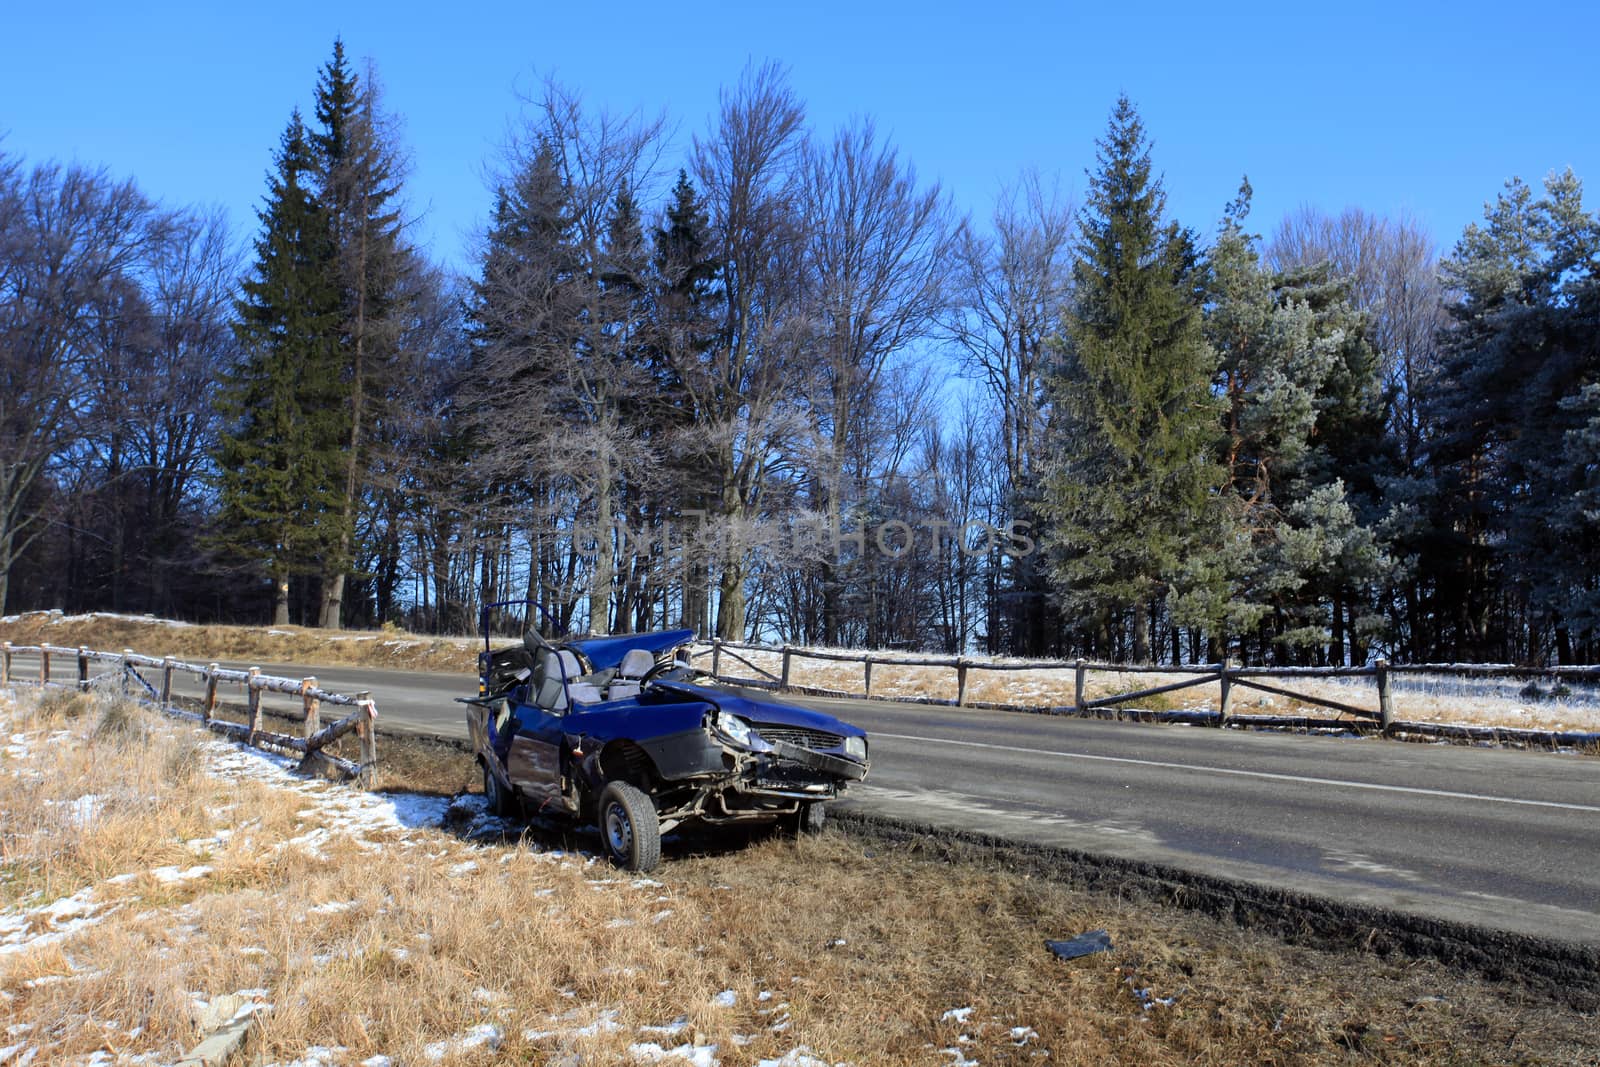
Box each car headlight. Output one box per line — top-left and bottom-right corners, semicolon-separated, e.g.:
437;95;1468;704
844;736;867;761
713;711;755;748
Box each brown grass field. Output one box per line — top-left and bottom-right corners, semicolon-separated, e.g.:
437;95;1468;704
1;684;1596;1066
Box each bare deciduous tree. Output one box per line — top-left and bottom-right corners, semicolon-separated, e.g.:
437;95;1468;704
688;61;812;638
944;172;1073;502
0;157;163;612
802;118;957;643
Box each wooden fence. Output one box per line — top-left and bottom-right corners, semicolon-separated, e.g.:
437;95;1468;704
697;638;1600;743
0;641;379;787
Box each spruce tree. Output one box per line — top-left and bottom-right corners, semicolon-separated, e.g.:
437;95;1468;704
212;112;345;625
1040;96;1223;661
649;171;724;633
309;39;410;628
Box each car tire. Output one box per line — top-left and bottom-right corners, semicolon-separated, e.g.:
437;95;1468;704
795;800;826;836
599;781;661;872
483;762;511;818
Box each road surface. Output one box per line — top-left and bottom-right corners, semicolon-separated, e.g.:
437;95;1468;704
169;659;1600;946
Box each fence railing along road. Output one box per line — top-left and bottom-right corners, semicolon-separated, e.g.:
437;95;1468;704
1;641;379;786
698;638;1600;746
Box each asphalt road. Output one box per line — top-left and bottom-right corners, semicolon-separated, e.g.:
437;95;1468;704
173;659;1600;945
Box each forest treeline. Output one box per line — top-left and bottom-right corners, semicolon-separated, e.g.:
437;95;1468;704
4;44;1597;665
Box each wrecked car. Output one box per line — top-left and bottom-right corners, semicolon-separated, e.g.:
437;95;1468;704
462;605;870;871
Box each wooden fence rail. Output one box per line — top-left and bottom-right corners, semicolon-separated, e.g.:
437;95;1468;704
1;641;378;787
692;637;1600;739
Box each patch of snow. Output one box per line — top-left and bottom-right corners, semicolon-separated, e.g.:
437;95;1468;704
629;1042;719;1067
307;900;356;916
640;1017;690;1037
940;1050;979;1067
574;1009;621;1037
150;865;213;884
266;1047;347;1067
940;1007;973;1024
423;1024;502;1061
58;794;103;828
756;1051;829;1067
710;989;737;1008
446;860;479;877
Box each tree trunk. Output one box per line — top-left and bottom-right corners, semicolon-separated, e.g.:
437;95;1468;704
273;574;291;626
717;554;746;640
589;454;613;634
1132;600;1151;663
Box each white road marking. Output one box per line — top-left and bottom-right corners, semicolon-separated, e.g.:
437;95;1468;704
871;732;1600;813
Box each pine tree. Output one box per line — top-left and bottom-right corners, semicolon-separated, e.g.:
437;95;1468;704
649;170;723;633
1423;171;1600;660
308;39;411;628
1202;181;1392;663
1040;96;1223;661
212;112;345;625
462;137;581;629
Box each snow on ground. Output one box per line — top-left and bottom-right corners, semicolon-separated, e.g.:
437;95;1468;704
0;609;195;628
0;693;867;1066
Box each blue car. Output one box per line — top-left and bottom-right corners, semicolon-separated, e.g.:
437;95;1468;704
463;618;870;871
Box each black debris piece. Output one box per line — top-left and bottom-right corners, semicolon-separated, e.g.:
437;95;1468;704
1045;929;1113;961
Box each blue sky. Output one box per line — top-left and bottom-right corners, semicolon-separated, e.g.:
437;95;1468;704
2;0;1595;275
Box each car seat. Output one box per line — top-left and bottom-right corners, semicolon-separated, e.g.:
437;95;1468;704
536;648;605;708
606;648;658;700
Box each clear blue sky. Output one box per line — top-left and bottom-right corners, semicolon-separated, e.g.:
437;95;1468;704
3;0;1595;275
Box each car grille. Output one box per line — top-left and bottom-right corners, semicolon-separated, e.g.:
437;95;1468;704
755;724;843;751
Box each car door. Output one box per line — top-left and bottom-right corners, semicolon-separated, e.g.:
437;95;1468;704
505;700;565;809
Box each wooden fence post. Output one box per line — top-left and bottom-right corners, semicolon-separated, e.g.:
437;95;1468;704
78;647;90;692
1;642;10;685
711;639;722;679
40;647;50;685
246;667;262;744
1074;659;1087;714
1217;659;1234;727
956;659;969;707
203;664;219;723
160;657;175;706
302;677;320;737
780;646;792;689
863;657;873;699
121;649;133;696
355;692;377;789
1375;658;1393;735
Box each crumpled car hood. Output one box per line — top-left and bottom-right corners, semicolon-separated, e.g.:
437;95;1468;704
655;680;866;738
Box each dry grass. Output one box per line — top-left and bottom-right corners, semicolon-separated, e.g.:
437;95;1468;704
2;688;1594;1066
0;610;479;674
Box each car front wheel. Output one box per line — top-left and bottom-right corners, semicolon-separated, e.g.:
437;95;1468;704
599;781;661;872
